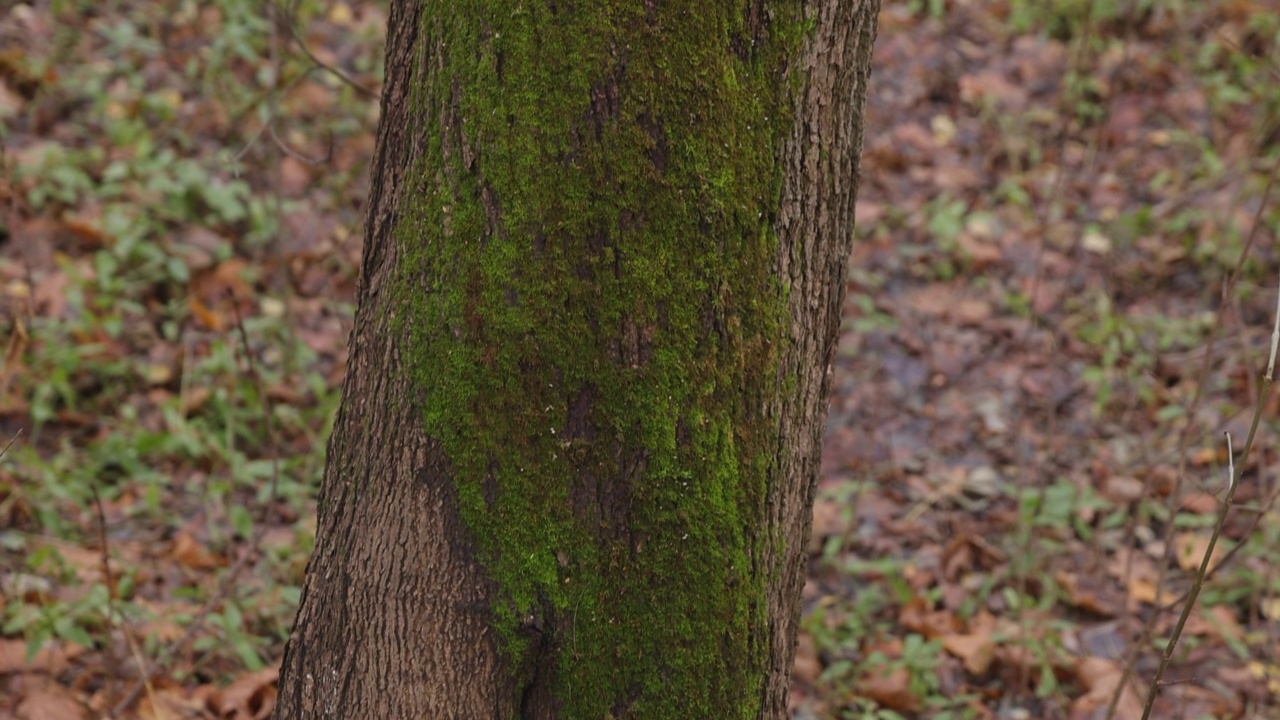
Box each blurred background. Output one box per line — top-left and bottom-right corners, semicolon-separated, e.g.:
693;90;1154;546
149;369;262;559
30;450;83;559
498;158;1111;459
2;1;1280;718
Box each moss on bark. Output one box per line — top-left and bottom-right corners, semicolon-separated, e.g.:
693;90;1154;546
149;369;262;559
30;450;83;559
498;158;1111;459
389;2;806;716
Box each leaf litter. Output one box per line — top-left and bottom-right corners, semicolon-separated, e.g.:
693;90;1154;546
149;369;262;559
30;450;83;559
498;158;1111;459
4;1;1280;719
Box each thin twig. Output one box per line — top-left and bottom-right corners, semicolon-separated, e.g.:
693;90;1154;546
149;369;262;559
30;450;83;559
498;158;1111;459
0;428;20;460
92;488;161;720
227;290;283;504
285;20;378;98
1138;268;1280;719
1268;273;1280;381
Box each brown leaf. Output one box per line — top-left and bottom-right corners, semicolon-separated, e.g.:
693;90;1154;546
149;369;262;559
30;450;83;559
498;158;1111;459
266;384;306;405
0;79;24;119
188;295;225;332
1057;571;1121;617
32;269;70;319
941;536;974;580
279;156;314;197
1180;491;1219;515
1179;604;1243;644
174;227;227;271
959;70;1028;110
0;638;84;674
857;666;920;713
1101;476;1145;503
1126;578;1159;606
1070;656;1142;720
61;213;110;249
899;597;962;639
171;532;220;571
207;666;279;720
14;679;88;720
181;386;213;417
33;542;105;585
941;631;996;675
1174;531;1224;573
136;687;206;720
1188;447;1221;466
955;233;1003;271
192;258;253;306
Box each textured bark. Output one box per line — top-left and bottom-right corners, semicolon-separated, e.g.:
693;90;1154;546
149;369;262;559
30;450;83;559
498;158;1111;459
274;1;877;718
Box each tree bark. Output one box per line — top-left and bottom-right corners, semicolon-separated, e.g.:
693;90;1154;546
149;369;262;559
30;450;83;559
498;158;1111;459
273;1;878;718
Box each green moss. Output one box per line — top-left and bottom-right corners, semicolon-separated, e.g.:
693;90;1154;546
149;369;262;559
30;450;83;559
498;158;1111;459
388;1;807;716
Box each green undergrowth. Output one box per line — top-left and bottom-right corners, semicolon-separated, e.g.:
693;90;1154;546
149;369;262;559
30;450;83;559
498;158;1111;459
2;0;378;679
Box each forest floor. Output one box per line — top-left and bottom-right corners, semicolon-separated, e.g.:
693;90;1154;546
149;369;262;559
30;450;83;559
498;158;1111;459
3;1;1280;719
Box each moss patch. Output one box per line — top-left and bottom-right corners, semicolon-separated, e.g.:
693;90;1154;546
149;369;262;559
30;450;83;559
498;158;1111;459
390;1;806;716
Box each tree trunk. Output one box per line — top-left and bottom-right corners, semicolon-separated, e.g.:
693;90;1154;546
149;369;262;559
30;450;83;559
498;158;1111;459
273;1;877;718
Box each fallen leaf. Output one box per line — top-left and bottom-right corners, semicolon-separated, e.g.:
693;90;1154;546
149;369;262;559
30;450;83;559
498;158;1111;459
1101;476;1145;503
955;233;1003;270
1188;447;1221;466
136;687;206;720
181;386;213;416
188;295;225;332
1174;531;1224;573
207;666;280;720
1070;656;1143;720
171;532;220;571
959;70;1028;109
1178;604;1243;644
1126;578;1159;605
941;632;996;675
1057;571;1121;617
0;79;23;119
14;677;87;720
280;156;313;197
1179;491;1218;515
857;666;920;713
0;638;85;674
899;597;962;639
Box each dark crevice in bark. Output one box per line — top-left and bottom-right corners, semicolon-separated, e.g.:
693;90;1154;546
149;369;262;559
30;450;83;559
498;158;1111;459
517;594;558;720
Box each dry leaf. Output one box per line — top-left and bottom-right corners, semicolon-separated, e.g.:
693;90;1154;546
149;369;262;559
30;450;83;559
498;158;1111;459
14;679;88;720
1174;532;1224;573
188;295;225;332
941;632;996;675
1126;578;1159;605
1070;656;1143;720
207;666;280;720
857;666;920;713
1180;492;1219;515
171;532;219;571
136;687;206;720
899;597;962;639
279;155;313;197
0;638;85;674
1057;571;1121;617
